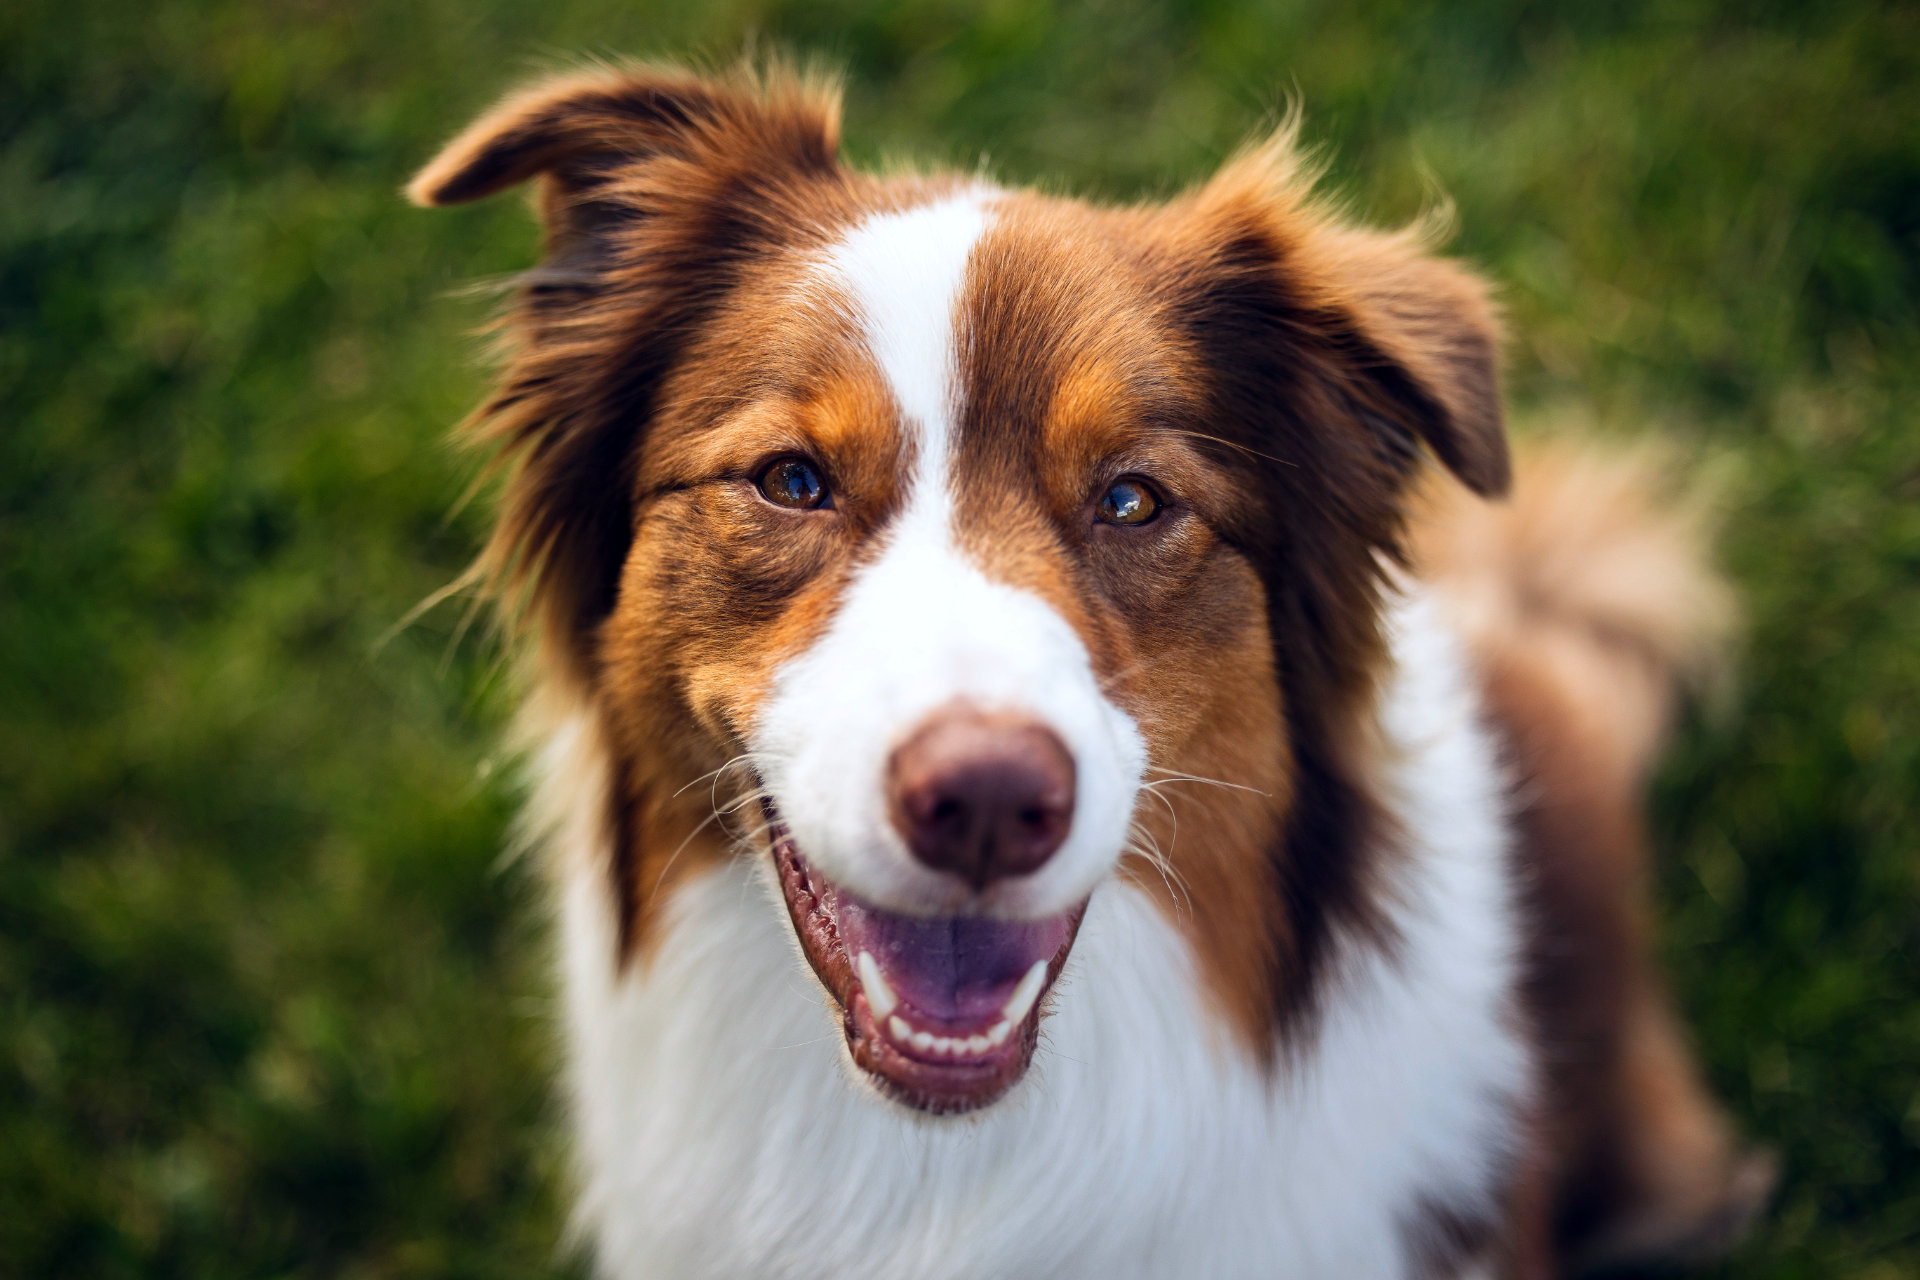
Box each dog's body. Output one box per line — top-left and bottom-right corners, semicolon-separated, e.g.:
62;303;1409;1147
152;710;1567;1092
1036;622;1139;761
413;65;1771;1279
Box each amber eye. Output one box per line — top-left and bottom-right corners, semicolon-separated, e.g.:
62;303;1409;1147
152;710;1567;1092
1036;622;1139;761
1096;477;1162;527
759;457;830;509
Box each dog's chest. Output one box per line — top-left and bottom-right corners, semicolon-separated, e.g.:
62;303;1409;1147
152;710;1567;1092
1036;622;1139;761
552;592;1530;1280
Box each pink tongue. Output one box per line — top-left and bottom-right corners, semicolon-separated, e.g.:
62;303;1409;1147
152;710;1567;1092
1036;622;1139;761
834;893;1069;1024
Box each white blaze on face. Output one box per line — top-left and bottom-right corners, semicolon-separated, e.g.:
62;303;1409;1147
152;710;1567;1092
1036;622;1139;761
753;195;1147;920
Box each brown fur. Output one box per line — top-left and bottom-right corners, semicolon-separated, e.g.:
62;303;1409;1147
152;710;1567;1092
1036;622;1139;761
414;60;1765;1275
1126;135;1510;1055
1414;442;1773;1270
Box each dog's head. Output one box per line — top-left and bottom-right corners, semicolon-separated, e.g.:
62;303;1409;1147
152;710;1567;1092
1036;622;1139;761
414;64;1506;1114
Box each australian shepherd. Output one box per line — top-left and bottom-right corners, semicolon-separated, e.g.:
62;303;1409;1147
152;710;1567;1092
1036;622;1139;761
409;62;1774;1279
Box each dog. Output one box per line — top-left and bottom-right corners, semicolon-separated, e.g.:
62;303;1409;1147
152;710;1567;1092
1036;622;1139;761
409;62;1774;1279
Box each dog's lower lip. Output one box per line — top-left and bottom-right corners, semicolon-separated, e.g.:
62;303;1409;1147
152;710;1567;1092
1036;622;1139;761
765;806;1084;1114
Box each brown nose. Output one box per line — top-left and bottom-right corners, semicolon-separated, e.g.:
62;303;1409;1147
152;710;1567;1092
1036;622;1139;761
886;709;1077;890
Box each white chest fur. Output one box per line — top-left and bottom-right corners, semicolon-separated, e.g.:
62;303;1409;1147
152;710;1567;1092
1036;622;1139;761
543;588;1530;1280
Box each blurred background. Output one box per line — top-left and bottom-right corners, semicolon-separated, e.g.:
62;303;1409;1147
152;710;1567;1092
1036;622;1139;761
3;0;1916;1276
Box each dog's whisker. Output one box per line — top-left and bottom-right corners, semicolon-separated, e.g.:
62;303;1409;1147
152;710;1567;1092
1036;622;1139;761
673;751;770;800
1141;767;1270;796
1158;426;1296;468
1139;782;1182;831
1121;821;1193;921
763;1033;843;1053
726;817;779;853
648;756;779;885
715;785;771;813
672;764;735;800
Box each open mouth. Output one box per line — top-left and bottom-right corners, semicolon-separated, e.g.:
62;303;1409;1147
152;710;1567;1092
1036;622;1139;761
769;810;1085;1114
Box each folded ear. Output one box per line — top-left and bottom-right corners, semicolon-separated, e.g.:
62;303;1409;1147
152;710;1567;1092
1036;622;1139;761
1303;220;1509;497
1180;135;1510;499
408;64;847;686
408;64;841;207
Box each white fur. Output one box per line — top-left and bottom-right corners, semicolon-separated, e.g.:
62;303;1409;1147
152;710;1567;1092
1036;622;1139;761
756;198;1147;919
548;583;1531;1280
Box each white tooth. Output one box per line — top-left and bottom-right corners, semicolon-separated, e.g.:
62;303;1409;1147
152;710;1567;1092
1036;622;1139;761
987;1020;1011;1046
911;1030;935;1052
889;1015;912;1044
857;951;898;1020
1000;960;1049;1026
933;1036;954;1054
966;1034;991;1055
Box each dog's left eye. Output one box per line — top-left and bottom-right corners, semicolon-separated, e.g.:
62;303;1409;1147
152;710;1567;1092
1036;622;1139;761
1096;477;1162;527
759;458;830;510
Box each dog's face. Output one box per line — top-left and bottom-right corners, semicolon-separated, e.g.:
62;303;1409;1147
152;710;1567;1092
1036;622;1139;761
614;194;1283;1111
413;66;1507;1114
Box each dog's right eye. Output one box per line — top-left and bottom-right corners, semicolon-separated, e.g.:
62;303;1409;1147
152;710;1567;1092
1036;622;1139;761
1096;476;1162;527
759;458;830;510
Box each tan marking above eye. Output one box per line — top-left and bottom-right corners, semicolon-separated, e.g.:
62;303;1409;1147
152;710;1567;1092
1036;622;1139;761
759;457;831;510
1096;477;1162;527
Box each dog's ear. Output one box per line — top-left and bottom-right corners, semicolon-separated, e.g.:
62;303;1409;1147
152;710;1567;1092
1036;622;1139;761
1173;134;1510;499
408;64;842;240
409;65;846;685
1298;220;1508;498
412;69;738;207
408;63;845;307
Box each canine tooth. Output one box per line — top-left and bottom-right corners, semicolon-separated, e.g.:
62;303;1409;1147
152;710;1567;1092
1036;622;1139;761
1001;960;1048;1025
911;1030;935;1052
889;1015;912;1043
987;1020;1011;1046
966;1034;991;1055
857;951;898;1020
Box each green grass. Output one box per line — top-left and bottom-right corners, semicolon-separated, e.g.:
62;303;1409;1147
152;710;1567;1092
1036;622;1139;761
3;1;1915;1276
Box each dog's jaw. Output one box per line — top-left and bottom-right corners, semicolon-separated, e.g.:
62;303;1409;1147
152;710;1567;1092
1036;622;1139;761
770;819;1086;1113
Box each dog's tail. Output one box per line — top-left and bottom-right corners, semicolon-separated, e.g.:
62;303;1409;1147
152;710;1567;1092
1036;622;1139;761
1411;436;1736;780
